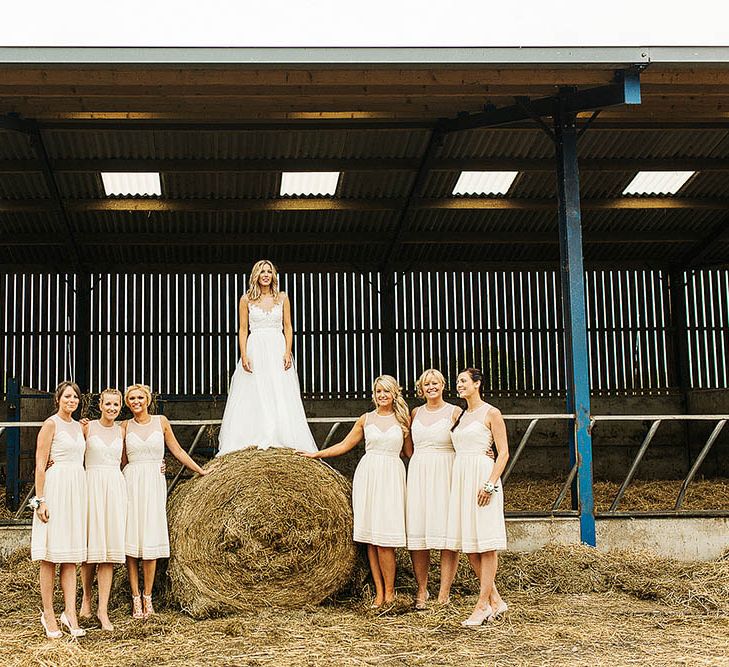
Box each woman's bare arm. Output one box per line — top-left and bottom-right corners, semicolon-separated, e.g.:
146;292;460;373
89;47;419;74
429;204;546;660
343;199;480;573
161;416;207;476
33;419;55;522
299;415;366;459
239;295;251;372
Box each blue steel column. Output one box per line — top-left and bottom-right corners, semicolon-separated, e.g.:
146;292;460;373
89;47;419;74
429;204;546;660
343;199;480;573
554;99;595;546
5;377;21;511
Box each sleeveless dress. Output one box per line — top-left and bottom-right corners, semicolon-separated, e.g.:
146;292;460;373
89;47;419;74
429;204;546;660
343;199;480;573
31;415;88;563
85;420;127;563
406;404;457;550
124;416;169;559
445;404;507;553
217;299;317;455
351;412;407;547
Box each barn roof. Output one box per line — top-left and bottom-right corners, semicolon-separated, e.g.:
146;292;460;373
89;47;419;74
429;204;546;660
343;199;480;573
1;47;729;272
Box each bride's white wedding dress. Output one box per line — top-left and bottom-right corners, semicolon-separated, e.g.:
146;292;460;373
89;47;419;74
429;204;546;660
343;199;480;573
217;301;317;455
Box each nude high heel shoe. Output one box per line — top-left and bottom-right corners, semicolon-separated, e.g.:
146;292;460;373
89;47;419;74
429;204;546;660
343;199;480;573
488;600;509;621
131;595;144;619
60;611;86;638
142;594;155;618
461;604;493;627
40;612;63;639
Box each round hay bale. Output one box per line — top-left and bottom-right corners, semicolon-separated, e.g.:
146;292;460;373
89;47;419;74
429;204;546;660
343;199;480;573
167;448;357;617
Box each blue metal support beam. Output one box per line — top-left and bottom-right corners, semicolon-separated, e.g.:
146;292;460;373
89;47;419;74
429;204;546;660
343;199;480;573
554;98;595;546
440;67;642;132
5;378;21;511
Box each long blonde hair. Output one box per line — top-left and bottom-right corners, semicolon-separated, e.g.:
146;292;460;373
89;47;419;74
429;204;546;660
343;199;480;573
246;259;279;302
371;375;410;437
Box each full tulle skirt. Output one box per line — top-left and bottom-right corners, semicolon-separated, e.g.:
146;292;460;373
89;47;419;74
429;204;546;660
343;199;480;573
217;330;317;455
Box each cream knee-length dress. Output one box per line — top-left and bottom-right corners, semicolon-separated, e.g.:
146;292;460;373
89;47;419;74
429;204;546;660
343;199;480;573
85;420;127;563
445;403;507;553
351;412;407;547
406;404;457;550
31;414;88;563
123;416;169;559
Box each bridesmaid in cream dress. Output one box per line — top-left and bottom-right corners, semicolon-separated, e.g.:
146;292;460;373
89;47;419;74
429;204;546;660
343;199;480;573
406;369;461;609
123;384;207;619
445;368;509;627
30;381;87;639
79;388;127;632
301;375;412;607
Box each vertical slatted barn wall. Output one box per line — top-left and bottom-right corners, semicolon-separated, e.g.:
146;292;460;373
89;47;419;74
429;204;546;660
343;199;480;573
395;270;565;396
685;269;729;389
585;269;672;394
2;269;727;397
1;273;77;394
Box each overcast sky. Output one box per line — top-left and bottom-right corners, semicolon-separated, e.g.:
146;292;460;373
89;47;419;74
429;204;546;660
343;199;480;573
1;0;727;47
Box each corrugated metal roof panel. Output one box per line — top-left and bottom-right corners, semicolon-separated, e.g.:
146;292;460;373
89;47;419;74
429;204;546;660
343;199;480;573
67;210;398;235
339;171;414;198
0;173;49;199
41;128;432;160
162;173;280;199
440;129;554;159
0;130;35;160
578;129;729;159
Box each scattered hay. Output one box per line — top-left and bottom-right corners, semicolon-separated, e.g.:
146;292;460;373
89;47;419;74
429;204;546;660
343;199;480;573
1;543;728;666
384;544;729;614
504;477;729;512
166;448;357;617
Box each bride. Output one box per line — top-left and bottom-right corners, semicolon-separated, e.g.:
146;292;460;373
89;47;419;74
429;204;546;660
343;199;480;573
217;260;318;455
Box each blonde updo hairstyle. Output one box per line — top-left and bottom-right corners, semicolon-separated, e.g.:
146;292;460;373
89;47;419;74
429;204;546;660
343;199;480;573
371;374;410;437
124;384;153;411
99;387;123;404
415;368;447;399
246;259;280;302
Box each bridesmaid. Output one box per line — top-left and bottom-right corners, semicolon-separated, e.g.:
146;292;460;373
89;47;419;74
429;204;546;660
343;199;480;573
123;384;208;619
407;369;460;608
79;388;127;632
30;381;87;638
301;375;412;607
445;368;509;627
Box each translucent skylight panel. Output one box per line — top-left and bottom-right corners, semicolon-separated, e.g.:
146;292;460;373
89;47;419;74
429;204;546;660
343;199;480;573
622;171;695;196
280;172;340;196
101;172;161;197
452;171;519;196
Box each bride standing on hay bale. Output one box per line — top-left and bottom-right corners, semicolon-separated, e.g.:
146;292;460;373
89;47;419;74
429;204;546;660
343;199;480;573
217;259;317;455
300;375;412;607
446;368;509;627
